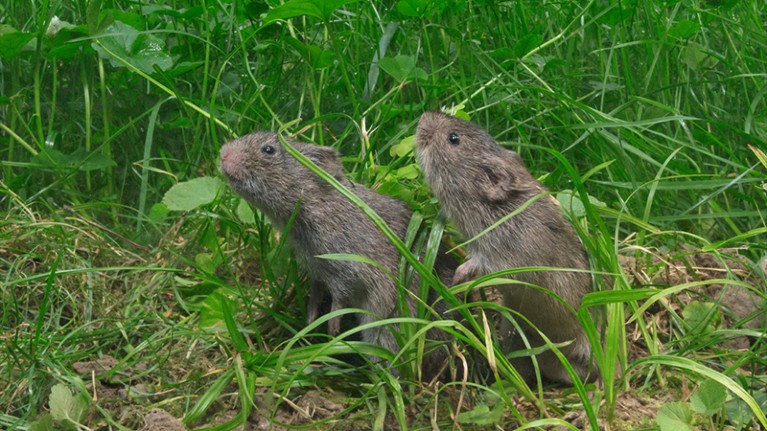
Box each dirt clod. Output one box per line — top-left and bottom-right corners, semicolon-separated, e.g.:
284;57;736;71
141;408;186;431
73;355;119;374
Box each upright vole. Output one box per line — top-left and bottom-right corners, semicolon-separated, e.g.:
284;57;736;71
220;131;453;377
415;112;597;384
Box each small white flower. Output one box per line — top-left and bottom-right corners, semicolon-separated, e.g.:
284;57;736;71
46;16;72;39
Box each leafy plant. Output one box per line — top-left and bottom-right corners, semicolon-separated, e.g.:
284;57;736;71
28;384;90;431
656;380;731;431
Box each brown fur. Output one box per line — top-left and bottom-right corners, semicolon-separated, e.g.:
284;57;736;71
220;132;454;378
415;112;597;384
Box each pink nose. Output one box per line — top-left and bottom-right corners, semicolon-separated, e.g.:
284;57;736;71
220;144;239;176
220;146;233;162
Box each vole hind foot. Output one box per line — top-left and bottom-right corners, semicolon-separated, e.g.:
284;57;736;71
307;281;343;336
327;300;342;336
306;281;326;325
452;259;480;286
453;259;484;303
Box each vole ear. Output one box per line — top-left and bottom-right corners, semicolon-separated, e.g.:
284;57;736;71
478;152;520;203
305;145;346;181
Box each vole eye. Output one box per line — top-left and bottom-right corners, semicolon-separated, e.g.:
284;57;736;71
448;132;460;145
262;145;275;155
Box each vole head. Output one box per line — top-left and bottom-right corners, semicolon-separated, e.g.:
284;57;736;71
415;112;532;204
220;131;346;225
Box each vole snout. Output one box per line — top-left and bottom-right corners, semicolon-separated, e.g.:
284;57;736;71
415;111;443;145
220;142;247;180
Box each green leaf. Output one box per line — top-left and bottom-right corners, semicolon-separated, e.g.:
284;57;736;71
199;289;234;332
263;0;361;23
725;397;753;427
49;384;88;424
514;33;541;58
161;115;193;130
28;414;55;431
86;0;102;34
107;10;143;30
668;20;701;39
389;135;415;157
165;60;205;77
685;43;719;71
682;300;719;333
443;103;469;119
236;199;255;224
284;37;335;69
163;177;224;211
395;0;452;17
395;164;419;180
244;1;270;19
395;0;428;17
691;379;727;415
221;289;249;352
375;179;413;204
455;402;505;425
709;0;738;9
556;191;607;218
490;47;515;61
379;54;427;82
597;4;635;26
32;148;116;172
656;402;693;431
92;20;173;74
148;202;169;224
0;24;35;58
49;384;73;421
47;26;91;59
724;391;767;427
71;149;117;171
195;252;222;274
454;110;470;120
145;5;206;20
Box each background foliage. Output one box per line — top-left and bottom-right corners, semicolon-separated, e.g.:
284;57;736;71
1;0;766;430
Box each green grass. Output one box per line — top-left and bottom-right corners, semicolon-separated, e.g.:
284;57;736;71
2;0;766;430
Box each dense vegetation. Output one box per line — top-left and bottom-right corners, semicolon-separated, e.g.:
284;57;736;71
1;0;766;430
